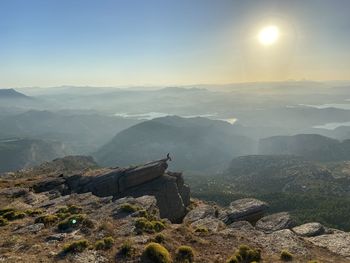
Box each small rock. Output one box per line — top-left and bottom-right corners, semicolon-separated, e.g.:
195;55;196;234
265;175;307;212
15;223;44;234
46;233;66;242
256;212;296;233
292;222;325;237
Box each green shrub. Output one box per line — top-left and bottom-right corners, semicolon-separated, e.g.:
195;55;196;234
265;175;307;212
95;236;114;250
175;245;195;263
280;250;293;261
57;204;83;215
58;214;94;231
193;226;208;233
141;242;171;263
25;209;43;216
35;214;59;226
62;239;89;253
226;245;261;263
0;208;15;216
135;217;165;234
308;261;319;263
0;217;9;226
56;212;71;220
118;240;135;258
119;203;141;213
2;210;26;221
154;233;166;243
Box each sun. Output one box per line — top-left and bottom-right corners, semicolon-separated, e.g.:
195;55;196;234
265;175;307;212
258;25;279;46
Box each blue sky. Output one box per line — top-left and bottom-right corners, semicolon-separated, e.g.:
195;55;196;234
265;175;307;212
1;0;350;87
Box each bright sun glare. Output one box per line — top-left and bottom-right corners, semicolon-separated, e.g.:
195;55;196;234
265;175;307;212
258;25;279;46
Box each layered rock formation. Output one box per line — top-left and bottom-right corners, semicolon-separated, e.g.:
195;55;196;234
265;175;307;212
32;158;190;222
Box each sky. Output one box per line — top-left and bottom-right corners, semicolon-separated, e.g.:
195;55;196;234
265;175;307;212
1;0;350;87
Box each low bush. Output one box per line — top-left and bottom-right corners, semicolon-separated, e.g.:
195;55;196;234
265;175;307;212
57;204;83;215
280;250;293;261
0;208;15;216
95;236;114;250
58;214;94;231
35;214;59;226
62;239;89;254
175;245;195;263
2;210;26;221
226;245;261;263
153;233;166;243
119;203;141;213
141;242;171;263
135;217;165;234
118;240;135;258
25;209;43;216
0;217;9;226
193;226;208;233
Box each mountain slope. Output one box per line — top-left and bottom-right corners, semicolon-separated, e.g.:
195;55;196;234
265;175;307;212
259;134;350;161
0;110;140;153
187;155;350;230
0;138;69;173
94;116;256;172
0;89;28;99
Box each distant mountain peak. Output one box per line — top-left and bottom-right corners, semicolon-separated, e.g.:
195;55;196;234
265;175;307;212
0;88;28;98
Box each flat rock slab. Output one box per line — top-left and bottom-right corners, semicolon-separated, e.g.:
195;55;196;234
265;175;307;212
259;229;309;255
220;198;268;224
191;218;225;233
183;204;216;224
256;212;295;233
293;222;325;237
228;220;255;231
307;233;350;258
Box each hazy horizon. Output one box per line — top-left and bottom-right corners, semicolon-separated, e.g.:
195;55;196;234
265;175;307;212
2;0;350;87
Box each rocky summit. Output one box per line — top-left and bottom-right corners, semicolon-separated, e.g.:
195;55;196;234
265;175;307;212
1;156;350;262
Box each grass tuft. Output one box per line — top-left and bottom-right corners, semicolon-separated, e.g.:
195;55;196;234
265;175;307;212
175;245;195;263
141;242;171;263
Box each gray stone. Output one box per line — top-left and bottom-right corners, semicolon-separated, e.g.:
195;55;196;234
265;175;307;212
228;221;255;231
256;212;296;233
220;198;269;225
260;229;309;255
191;218;225;233
15;223;44;234
292;222;325;237
307;233;350;258
46;233;67;241
0;187;28;198
183;204;216;224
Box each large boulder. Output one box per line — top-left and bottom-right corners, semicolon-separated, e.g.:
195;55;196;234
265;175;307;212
220;198;268;225
292;222;325;237
256;212;296;233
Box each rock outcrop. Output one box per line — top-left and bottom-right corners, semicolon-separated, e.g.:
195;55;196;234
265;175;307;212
32;158;190;222
256;212;296;233
307;233;350;259
292;222;325;237
219;198;268;225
